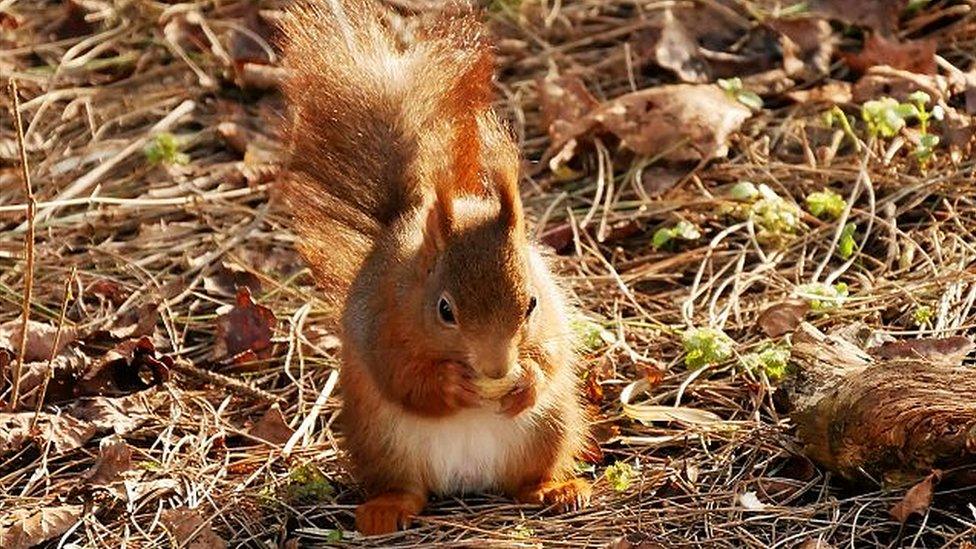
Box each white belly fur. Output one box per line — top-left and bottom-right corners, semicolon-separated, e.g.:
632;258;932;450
376;386;560;495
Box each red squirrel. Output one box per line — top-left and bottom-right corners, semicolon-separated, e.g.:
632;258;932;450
279;0;590;535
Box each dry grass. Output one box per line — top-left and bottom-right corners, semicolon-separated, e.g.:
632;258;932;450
2;0;976;547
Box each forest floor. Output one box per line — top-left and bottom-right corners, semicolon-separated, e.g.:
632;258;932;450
2;0;976;547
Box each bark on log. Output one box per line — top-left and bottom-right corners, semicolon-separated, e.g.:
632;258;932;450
785;322;976;485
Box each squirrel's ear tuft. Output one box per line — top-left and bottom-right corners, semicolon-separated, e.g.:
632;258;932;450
423;186;453;257
496;169;524;234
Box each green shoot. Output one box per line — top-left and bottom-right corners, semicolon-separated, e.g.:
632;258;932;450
796;282;849;312
805;189;846;220
718;77;763;110
653;220;702;250
729;181;759;201
144;132;189;166
682;327;735;369
837;222;857;260
913;305;933;327
604;461;635;492
284;463;334;503
741;343;791;381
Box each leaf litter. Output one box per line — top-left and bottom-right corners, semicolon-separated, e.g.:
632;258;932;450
3;0;976;547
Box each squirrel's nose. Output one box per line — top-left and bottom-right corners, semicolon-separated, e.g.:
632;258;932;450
477;344;518;379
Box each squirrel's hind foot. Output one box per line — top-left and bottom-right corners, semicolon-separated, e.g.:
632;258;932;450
355;491;427;536
517;478;592;512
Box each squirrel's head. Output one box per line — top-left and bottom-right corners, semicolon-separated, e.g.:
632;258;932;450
417;195;536;381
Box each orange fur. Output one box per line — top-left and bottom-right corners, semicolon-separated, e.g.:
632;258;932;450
279;0;589;536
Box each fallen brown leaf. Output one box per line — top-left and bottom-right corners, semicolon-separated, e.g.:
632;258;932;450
870;336;974;363
889;470;941;523
75;337;171;397
0;412;95;456
768;17;833;77
0;504;84;549
161;507;227;549
635;9;709;83
844;35;937;75
203;262;263;298
246;405;294;445
66;387;168;435
757;300;810;338
808;0;907;36
85;435;133;485
214;286;277;360
44;0;93;40
0;319;78;363
563;84;751;162
87;279;130;306
538;74;600;145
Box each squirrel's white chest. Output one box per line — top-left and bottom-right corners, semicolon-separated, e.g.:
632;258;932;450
391;407;531;495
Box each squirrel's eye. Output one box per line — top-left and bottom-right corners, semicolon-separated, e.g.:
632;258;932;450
526;296;538;318
437;295;457;326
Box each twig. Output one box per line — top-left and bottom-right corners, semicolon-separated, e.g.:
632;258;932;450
170;358;282;404
7;78;35;412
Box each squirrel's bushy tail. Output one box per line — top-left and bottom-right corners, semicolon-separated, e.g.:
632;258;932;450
279;0;497;307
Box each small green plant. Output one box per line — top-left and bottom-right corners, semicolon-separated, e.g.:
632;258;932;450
144;132;189;165
860;93;942;164
283;463;334;503
913;305;933;327
572;317;615;350
741;343;791;381
861;97;915;138
652;220;702;250
796;282;849;312
604;461;635;492
805;188;846;220
511;523;535;540
718;77;763;110
823;106;861;152
729;181;759;201
750;184;801;237
837;222;857;260
682;327;735;369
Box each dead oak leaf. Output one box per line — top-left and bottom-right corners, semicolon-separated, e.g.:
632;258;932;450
0;504;84;549
808;0;907;36
161;508;227;549
634;9;709;83
890;470;941;523
0;319;79;363
0;412;95;456
757;300;811;338
75;337;171;397
537;74;600;145
768;17;833;77
578;84;752;162
246;405;294;445
85;435;134;485
870;336;974;363
66;387;169;435
214;286;277;360
844;35;937;75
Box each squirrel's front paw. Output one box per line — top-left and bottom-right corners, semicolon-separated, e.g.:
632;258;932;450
498;369;537;417
355;491;426;535
436;361;483;411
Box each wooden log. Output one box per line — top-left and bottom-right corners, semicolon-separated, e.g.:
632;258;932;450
784;322;976;485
